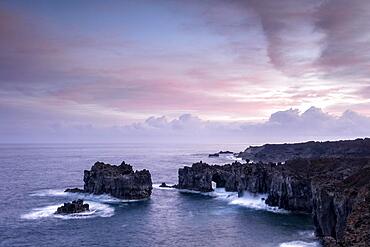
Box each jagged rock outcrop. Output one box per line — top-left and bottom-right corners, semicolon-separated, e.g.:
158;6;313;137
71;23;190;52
64;187;84;193
83;161;152;200
208;151;234;157
237;138;370;163
159;182;176;188
178;161;270;193
55;199;89;214
177;157;370;246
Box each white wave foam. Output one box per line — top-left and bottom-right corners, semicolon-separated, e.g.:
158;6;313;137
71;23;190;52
279;240;320;247
298;230;316;238
31;189;146;203
179;188;287;213
230;193;288;213
153;183;176;190
224;155;242;162
30;189;67;197
212;189;288;213
21;201;114;220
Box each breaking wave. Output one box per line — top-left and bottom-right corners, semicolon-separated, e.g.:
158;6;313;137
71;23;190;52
210;188;288;213
21;201;114;220
179;188;287;213
224;155;242;162
279;240;320;247
298;230;316;238
31;189;146;203
279;230;319;247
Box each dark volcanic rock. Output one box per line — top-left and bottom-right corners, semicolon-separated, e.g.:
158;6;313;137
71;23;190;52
208;153;219;157
83;161;152;200
177;157;370;246
208;151;234;157
237;138;370;163
178;161;271;194
159;182;167;187
159;182;176;188
64;187;84;193
55;199;89;214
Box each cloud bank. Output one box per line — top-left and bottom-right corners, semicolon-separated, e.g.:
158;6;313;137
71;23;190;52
3;107;369;144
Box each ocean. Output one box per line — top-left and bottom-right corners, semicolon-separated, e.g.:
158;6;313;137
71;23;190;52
0;143;319;247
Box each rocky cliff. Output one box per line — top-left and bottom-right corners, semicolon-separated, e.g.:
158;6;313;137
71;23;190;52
177;158;370;246
83;161;152;200
178;161;272;194
237;138;370;163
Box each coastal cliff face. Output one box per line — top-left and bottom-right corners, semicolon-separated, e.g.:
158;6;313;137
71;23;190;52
237;138;370;163
178;161;272;193
177;158;370;246
84;161;152;200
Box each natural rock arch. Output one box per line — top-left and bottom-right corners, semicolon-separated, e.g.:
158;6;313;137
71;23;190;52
211;172;226;189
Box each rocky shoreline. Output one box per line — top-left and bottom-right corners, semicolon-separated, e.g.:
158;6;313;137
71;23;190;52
58;139;369;246
237;138;370;163
178;139;370;246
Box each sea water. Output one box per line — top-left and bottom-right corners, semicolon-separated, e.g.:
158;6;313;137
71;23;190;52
0;143;320;246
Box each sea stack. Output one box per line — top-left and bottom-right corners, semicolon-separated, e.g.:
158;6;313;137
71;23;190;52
83;161;152;200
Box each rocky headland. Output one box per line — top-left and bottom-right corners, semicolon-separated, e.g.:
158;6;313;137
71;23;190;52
237;138;370;163
178;139;370;246
55;199;89;215
66;161;152;200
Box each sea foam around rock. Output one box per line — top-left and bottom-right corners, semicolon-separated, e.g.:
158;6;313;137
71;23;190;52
31;189;146;203
279;240;320;247
21;201;114;220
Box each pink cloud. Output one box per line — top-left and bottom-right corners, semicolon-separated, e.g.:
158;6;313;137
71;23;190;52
1;0;370;133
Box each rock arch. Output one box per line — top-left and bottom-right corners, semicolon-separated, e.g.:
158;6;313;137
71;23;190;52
211;172;226;189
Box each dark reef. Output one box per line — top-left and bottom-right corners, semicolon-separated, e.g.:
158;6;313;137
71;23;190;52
208;153;219;157
178;139;370;246
208;150;234;157
159;182;176;188
55;199;89;214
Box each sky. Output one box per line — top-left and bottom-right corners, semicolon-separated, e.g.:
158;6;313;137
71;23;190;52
1;0;370;143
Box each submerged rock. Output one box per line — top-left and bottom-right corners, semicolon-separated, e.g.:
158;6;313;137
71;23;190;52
55;199;89;214
83;161;152;200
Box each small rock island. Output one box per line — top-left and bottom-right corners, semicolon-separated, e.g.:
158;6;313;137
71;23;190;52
66;161;153;200
55;199;89;214
208;150;234;157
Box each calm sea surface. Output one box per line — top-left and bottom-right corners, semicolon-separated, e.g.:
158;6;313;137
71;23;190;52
0;143;319;247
